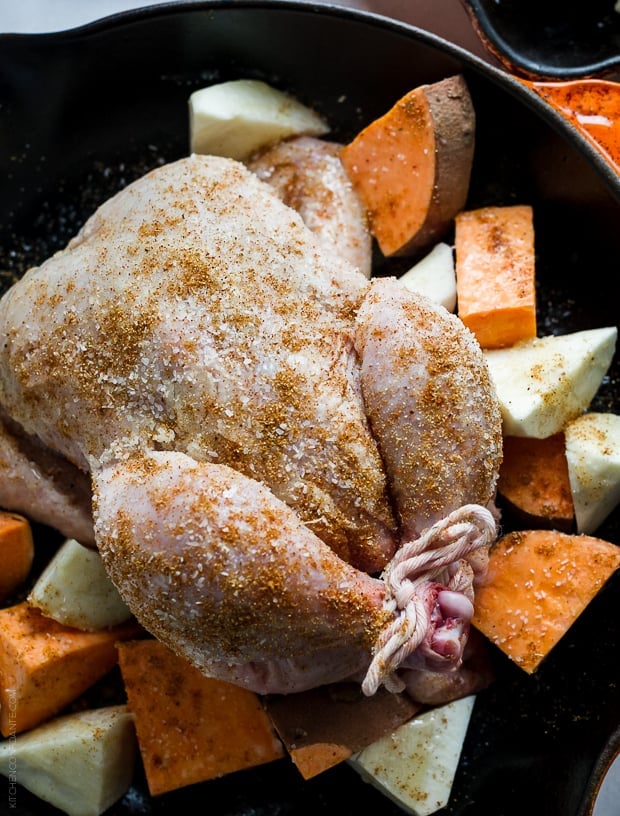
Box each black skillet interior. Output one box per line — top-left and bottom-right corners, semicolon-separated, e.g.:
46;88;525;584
0;2;619;815
461;0;620;79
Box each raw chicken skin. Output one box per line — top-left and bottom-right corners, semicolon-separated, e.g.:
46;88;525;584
0;154;395;573
0;153;502;694
355;277;501;540
0;409;93;544
94;449;389;693
248;135;373;278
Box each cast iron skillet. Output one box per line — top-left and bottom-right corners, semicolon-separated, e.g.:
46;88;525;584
461;0;620;79
0;2;619;815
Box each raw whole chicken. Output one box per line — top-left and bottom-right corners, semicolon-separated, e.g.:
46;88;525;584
0;147;502;696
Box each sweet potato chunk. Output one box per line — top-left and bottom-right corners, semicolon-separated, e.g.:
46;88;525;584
498;434;574;531
341;75;475;257
0;602;139;736
455;204;537;349
118;639;284;795
473;529;620;673
0;511;34;600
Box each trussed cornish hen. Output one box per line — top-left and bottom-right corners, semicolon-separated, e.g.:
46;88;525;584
0;153;502;695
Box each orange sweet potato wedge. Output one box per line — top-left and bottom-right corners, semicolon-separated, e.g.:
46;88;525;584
455;204;536;349
117;639;284;796
472;529;620;673
0;511;34;601
341;75;475;257
0;602;140;736
288;743;352;780
498;434;575;531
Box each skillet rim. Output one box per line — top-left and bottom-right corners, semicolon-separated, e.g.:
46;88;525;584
0;0;619;199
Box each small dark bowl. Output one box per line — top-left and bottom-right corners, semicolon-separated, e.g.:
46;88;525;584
0;3;619;815
462;0;620;79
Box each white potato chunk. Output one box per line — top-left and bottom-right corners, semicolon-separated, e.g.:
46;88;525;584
0;706;136;816
348;695;476;816
189;79;329;159
28;538;132;631
565;412;620;533
484;327;617;438
398;242;457;312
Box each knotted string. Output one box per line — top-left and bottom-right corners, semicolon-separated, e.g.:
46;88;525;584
361;504;497;696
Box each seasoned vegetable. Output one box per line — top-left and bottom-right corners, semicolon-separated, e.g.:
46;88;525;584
189;79;329;159
472;529;620;673
398;242;457;312
565;412;620;534
118;639;284;796
0;706;136;816
455;204;536;349
0;602;140;736
29;537;132;631
0;510;34;601
484;327;617;438
498;434;574;531
341;75;475;257
349;695;477;816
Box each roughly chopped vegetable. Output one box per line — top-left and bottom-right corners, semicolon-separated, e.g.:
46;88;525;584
189;79;329;159
455;204;536;349
349;695;476;816
0;510;34;601
0;602;140;736
398;242;457;312
288;743;352;780
0;705;136;816
565;412;620;534
472;529;620;673
117;639;284;796
484;327;617;438
341;75;475;257
498;434;574;531
28;537;132;631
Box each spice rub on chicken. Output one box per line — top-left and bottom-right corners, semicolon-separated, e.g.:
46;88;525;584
0;153;502;695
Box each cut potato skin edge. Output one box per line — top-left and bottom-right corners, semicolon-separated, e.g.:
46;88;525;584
341;75;475;258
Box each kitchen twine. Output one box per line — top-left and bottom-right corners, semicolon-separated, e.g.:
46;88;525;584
361;504;497;696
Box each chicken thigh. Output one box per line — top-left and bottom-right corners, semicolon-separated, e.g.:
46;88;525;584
0;153;502;695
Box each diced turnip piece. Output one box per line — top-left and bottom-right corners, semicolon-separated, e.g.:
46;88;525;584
399;242;457;312
484;327;617;438
189;79;329;159
565;412;620;533
348;695;476;816
0;705;137;816
28;538;132;631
